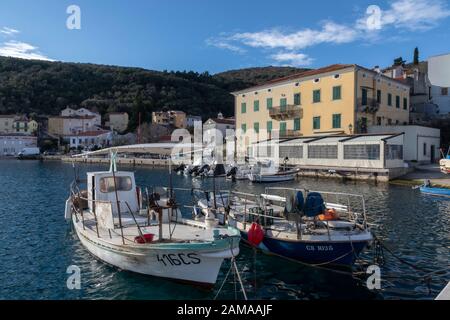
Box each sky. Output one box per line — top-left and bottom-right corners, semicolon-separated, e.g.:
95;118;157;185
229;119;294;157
0;0;449;73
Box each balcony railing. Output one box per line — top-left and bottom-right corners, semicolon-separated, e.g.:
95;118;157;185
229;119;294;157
279;130;302;138
357;98;380;113
269;105;302;120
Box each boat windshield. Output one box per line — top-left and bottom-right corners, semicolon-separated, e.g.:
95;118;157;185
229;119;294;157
99;176;132;193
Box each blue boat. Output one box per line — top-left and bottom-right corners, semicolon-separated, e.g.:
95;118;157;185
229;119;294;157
207;187;374;268
420;186;450;197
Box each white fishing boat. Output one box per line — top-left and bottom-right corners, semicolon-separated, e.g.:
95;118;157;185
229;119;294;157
65;148;240;286
247;169;299;183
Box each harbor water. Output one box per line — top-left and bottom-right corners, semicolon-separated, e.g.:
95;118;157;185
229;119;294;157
0;160;448;300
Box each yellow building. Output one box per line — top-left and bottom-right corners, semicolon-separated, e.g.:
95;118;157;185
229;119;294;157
152;110;187;128
233;64;410;152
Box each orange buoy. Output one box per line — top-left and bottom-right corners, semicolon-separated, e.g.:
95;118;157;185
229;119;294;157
248;222;264;246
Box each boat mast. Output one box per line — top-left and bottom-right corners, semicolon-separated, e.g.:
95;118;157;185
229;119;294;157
110;150;125;245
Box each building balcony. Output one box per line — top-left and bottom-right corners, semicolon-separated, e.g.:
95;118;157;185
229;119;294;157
279;130;302;139
269;105;303;120
357;98;380;113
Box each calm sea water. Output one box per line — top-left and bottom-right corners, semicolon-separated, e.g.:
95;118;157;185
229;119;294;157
0;160;448;300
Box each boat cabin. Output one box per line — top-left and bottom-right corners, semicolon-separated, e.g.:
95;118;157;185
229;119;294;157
87;171;139;215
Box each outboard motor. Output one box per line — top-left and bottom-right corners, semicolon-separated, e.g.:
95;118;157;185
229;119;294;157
226;166;238;177
198;164;210;176
173;164;186;174
189;165;200;176
213;164;225;176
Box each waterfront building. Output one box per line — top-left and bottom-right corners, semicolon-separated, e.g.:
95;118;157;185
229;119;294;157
186;115;202;128
203;113;235;138
152;110;187;128
0;115;39;135
233;64;410;155
68;130;112;150
48;115;100;137
253;132;406;181
368;125;441;164
383;60;450;121
61;107;101;126
0;134;37;156
106;112;129;133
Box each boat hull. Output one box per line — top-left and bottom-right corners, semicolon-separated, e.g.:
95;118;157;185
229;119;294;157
248;173;296;183
420;186;450;197
240;231;369;267
72;217;240;285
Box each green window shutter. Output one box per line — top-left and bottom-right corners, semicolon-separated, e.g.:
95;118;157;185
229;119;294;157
267;121;272;132
396;96;400;108
254;122;259;133
313;117;321;130
313;90;321;103
403;97;408;110
241;102;246;113
280;122;287;134
332;86;341;100
332;114;341;129
241;124;246;133
267;98;273;109
361;88;368;105
377;90;381;103
280;98;287;112
294;93;301;105
254;100;259;112
388;94;392;106
294;118;301;131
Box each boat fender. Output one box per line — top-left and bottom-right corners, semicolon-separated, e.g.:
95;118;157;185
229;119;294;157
248;223;264;247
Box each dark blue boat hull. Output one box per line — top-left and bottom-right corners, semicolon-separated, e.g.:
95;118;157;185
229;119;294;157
241;232;369;267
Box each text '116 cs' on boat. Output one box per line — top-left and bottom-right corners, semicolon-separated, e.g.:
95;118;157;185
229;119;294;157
65;145;240;287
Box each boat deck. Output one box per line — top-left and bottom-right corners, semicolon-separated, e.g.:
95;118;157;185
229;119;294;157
76;210;232;246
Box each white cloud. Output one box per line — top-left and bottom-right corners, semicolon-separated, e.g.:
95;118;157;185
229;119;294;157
208;0;450;65
358;0;450;31
230;22;358;51
0;41;53;61
205;37;246;53
270;52;314;67
0;27;20;36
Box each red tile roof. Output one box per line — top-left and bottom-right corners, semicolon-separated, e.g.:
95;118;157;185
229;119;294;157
232;63;409;94
71;130;110;137
209;118;235;125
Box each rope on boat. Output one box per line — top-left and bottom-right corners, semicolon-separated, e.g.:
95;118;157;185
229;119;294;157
214;257;248;301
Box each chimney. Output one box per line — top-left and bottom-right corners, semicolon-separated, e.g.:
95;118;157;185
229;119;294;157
373;65;381;74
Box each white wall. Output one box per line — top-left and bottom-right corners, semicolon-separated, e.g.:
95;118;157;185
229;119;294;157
368;125;440;163
0;135;37;156
431;85;450;115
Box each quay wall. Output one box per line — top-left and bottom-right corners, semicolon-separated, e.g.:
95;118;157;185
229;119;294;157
59;156;170;167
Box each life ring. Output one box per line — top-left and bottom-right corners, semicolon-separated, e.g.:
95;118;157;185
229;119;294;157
318;208;339;221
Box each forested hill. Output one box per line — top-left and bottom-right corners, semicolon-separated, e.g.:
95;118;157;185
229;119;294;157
0;56;305;129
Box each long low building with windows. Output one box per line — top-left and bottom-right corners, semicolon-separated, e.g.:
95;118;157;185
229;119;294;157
252;133;408;181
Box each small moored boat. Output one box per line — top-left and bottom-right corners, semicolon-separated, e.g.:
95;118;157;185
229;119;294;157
65;150;240;286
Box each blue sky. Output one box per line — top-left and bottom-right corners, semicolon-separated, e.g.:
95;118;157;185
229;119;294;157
0;0;449;73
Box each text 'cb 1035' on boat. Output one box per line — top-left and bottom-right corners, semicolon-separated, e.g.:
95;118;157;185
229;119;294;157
64;144;240;287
